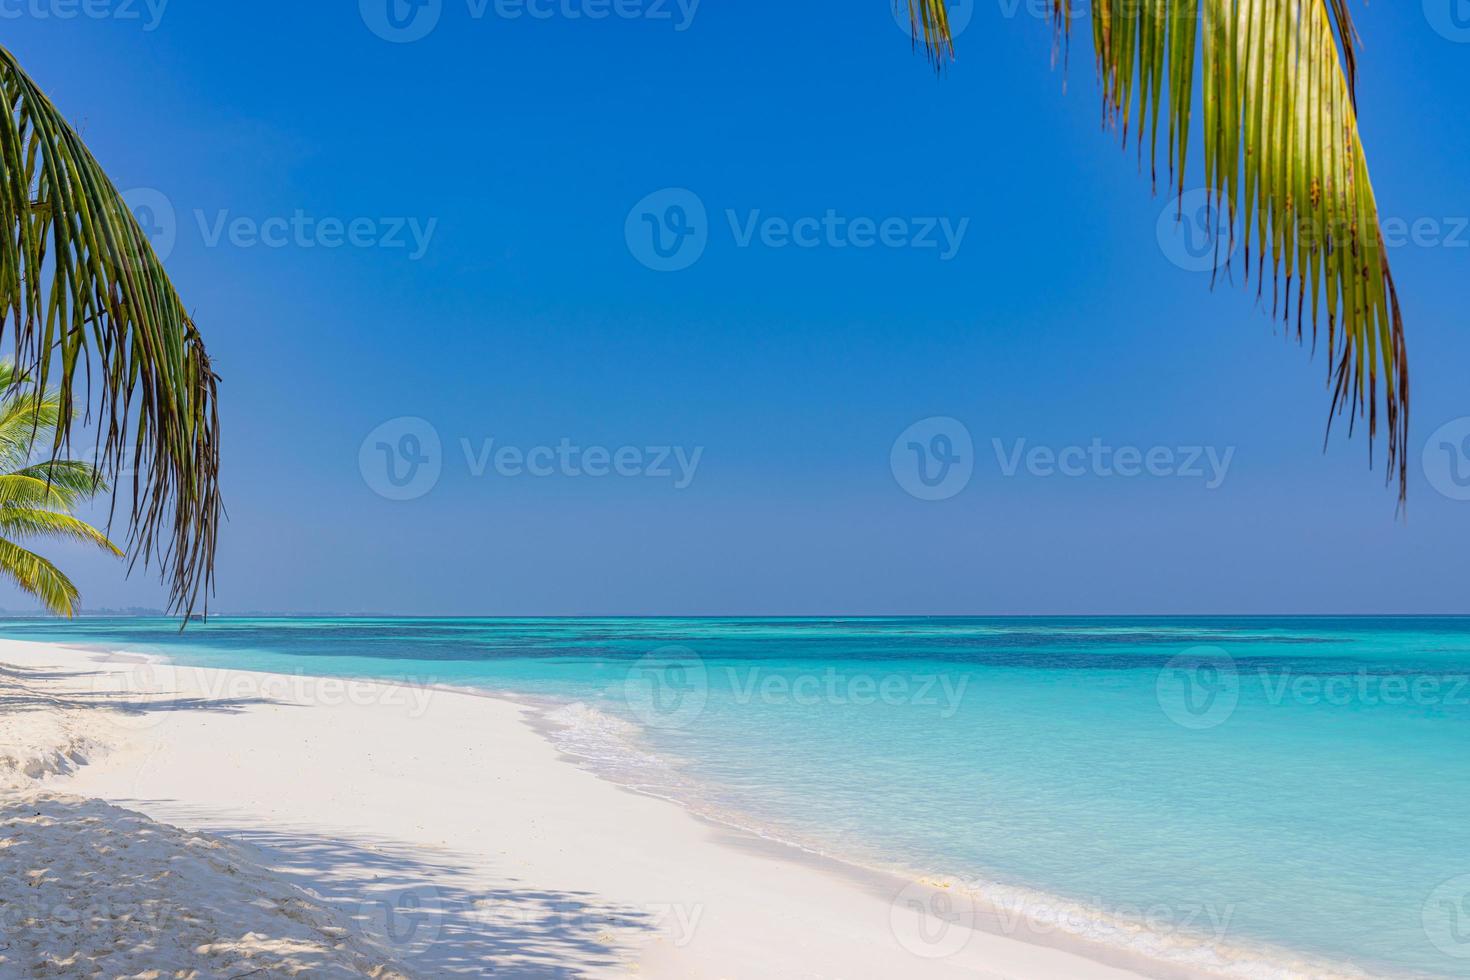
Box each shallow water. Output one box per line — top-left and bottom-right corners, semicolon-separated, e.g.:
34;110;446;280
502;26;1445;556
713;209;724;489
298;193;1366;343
6;616;1468;978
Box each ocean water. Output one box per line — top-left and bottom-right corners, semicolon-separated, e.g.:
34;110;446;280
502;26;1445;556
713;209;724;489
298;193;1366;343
4;616;1469;978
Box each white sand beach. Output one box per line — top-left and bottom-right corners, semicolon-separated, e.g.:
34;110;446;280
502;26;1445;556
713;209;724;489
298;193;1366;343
0;638;1175;979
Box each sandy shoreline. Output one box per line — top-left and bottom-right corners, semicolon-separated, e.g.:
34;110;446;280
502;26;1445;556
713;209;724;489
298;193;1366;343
0;637;1229;978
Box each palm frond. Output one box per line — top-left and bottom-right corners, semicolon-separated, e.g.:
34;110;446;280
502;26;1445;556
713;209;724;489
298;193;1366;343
0;536;80;616
909;0;1409;503
0;358;25;392
14;459;104;499
0;472;91;509
0;46;221;614
0;506;121;556
0;383;60;470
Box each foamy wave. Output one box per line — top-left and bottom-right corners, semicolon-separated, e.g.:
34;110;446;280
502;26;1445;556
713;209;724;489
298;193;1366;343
538;701;693;797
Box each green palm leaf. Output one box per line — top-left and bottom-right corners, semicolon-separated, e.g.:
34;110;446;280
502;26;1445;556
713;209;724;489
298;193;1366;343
13;459;104;499
0;537;81;617
0;45;221;614
907;0;1409;503
0;507;121;556
0;473;87;510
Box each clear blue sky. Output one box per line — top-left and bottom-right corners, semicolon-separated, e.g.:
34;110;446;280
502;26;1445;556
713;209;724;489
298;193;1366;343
6;2;1469;614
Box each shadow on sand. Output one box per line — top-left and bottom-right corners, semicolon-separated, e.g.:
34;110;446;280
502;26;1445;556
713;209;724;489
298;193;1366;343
120;813;657;977
0;660;274;718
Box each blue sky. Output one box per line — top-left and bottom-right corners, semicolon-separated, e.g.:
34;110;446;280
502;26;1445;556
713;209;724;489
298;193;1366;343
5;1;1469;614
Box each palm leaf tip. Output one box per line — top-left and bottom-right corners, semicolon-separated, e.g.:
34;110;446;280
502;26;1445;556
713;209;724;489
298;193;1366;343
1050;0;1408;504
0;45;222;614
903;0;956;65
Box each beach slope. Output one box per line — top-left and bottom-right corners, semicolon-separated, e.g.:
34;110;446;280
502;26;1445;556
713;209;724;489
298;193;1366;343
1;639;1157;979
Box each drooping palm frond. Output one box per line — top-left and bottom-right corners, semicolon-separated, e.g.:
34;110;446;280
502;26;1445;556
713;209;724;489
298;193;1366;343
0;46;221;616
0;536;80;616
907;0;1409;503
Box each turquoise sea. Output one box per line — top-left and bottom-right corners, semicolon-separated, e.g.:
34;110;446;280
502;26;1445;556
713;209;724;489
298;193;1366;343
4;616;1469;978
